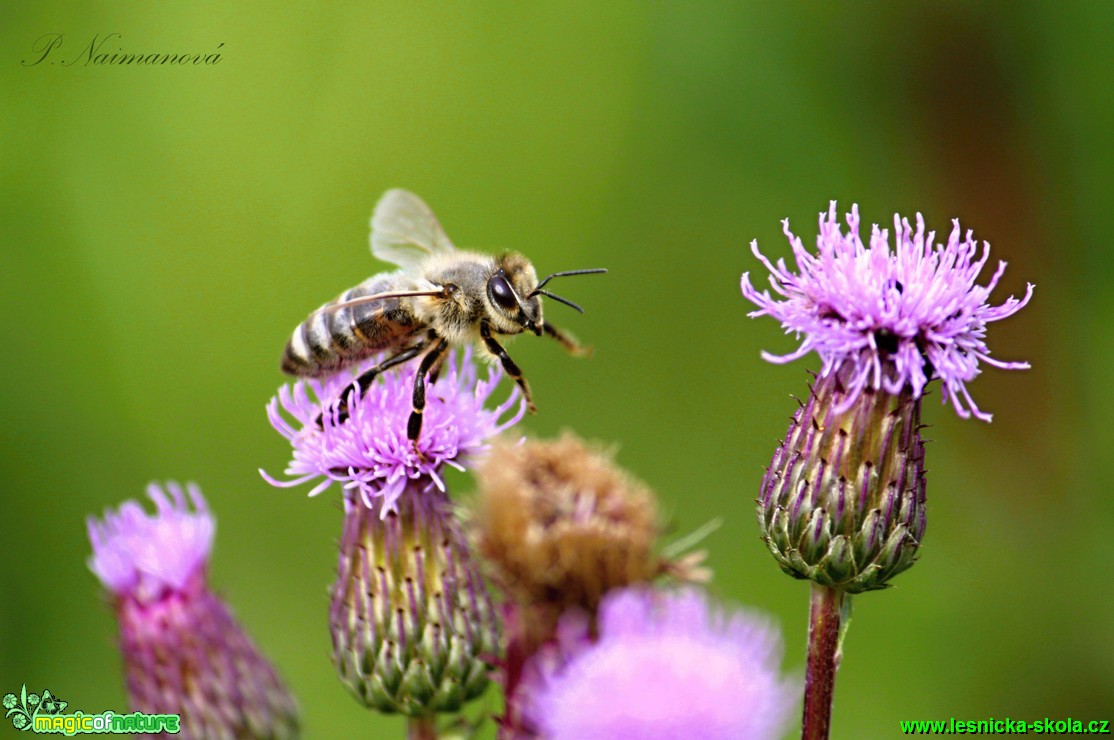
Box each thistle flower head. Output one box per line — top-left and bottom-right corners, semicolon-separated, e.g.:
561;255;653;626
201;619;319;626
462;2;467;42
474;433;660;614
87;481;213;604
521;587;796;740
472;433;665;735
88;483;299;739
263;348;525;513
741;202;1034;421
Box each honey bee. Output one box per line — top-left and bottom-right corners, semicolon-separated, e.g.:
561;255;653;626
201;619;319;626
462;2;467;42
282;188;606;443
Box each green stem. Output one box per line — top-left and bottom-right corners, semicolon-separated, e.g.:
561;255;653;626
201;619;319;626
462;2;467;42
407;716;438;740
802;583;848;740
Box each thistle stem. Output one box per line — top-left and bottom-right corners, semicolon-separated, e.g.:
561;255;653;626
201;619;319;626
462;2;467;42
407;716;438;740
498;602;557;738
802;583;846;740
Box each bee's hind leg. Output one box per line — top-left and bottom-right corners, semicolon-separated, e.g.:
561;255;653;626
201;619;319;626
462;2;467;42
408;338;450;456
542;322;592;358
318;342;427;428
480;320;537;413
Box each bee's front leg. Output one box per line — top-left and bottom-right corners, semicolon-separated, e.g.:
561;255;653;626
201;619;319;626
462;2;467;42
542;322;592;358
480;320;537;413
408;337;450;458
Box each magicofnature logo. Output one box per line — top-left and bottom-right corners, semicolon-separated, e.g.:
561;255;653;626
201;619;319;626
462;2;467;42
3;685;180;735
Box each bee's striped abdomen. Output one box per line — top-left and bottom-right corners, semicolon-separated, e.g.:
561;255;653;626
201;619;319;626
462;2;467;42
281;275;421;378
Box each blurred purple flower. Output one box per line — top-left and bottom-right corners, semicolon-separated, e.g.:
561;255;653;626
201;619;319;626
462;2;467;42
88;482;213;604
741;202;1033;421
262;348;525;513
88;483;299;739
521;587;796;740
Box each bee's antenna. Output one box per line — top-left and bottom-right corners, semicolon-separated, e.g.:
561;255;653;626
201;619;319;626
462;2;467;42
533;290;585;313
531;268;607;293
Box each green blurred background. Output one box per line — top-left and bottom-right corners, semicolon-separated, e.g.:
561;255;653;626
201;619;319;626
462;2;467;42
2;2;1111;737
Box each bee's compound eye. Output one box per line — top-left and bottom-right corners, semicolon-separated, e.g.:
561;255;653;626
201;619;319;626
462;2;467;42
488;273;518;311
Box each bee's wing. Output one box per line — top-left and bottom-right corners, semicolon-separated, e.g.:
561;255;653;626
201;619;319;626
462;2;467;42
370;189;457;272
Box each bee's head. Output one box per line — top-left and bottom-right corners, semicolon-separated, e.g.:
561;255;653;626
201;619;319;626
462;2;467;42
485;253;607;336
485;253;543;335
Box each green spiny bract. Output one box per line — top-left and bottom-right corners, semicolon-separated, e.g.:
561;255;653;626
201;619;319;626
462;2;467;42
330;485;499;716
758;371;926;594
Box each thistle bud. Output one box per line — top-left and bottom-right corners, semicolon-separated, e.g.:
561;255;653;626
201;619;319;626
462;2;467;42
758;371;926;593
330;484;499;716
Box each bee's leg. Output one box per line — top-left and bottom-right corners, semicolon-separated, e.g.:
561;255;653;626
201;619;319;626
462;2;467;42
542;322;592;358
427;344;450;385
408;337;450;451
318;342;427;428
480;321;537;413
352;344;426;396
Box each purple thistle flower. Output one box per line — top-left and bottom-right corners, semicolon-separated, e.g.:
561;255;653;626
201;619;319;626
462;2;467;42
264;349;512;716
88;483;299;739
262;348;525;513
741;202;1034;421
520;587;796;740
88;482;213;603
